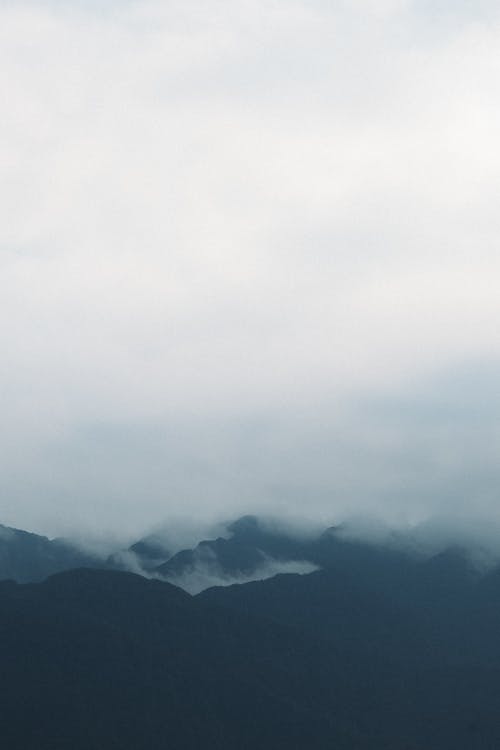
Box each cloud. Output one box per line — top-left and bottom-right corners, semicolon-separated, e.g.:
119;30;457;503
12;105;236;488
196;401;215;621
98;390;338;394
1;1;500;536
162;553;319;596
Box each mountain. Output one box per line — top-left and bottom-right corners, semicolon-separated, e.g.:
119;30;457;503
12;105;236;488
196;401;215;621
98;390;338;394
107;531;172;573
3;525;500;747
0;516;346;589
0;514;490;599
0;524;100;583
154;515;455;592
0;568;365;750
200;548;500;749
155;515;322;589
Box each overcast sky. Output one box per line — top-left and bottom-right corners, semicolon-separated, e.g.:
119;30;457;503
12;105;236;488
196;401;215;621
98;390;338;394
2;0;500;539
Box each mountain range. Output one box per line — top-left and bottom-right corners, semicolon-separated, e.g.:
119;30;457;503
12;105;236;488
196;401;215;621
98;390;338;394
2;516;500;747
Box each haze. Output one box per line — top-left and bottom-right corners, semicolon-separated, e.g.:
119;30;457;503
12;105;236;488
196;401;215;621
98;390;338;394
2;0;500;539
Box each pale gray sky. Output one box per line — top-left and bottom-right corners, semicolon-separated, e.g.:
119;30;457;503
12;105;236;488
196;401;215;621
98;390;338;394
1;0;500;538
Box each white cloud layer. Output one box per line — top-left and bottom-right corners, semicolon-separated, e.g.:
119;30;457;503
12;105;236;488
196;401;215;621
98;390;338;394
1;0;500;536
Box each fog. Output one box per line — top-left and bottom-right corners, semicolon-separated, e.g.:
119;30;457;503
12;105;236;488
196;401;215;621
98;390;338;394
1;0;500;542
160;554;319;596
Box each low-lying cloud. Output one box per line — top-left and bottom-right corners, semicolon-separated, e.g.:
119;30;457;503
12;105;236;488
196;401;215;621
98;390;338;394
162;556;319;596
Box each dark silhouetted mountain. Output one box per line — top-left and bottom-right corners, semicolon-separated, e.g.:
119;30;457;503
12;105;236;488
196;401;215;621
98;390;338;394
155;515;322;587
130;536;171;566
200;547;500;749
4;558;500;748
0;568;367;750
4;523;500;747
0;524;100;583
107;532;172;572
